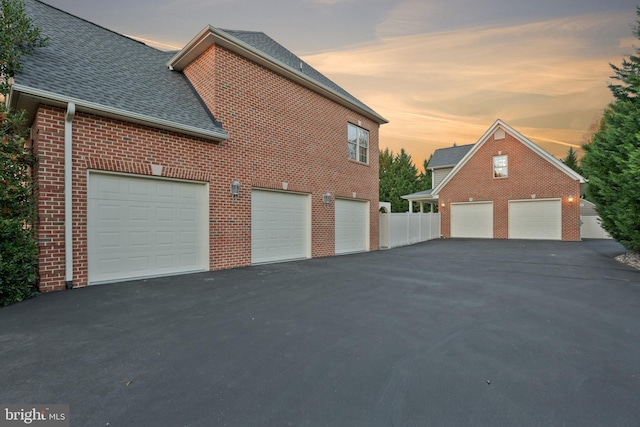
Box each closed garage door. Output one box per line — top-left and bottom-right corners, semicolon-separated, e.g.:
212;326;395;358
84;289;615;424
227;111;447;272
450;202;493;238
335;199;369;254
252;190;310;264
87;173;208;284
509;199;561;240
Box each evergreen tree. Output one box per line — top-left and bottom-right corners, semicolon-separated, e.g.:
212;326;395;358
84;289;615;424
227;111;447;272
391;149;418;212
416;155;432;192
563;147;581;174
379;148;430;213
1;0;47;305
581;6;640;251
378;147;394;210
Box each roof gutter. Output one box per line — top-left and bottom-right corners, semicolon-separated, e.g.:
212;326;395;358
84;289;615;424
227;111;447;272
168;27;389;125
10;84;230;142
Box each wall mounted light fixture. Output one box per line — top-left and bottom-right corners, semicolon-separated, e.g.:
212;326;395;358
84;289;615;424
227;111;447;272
568;195;574;204
323;192;332;207
230;180;241;200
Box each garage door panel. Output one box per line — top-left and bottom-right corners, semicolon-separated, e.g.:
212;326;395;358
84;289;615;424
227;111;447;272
88;173;208;284
509;199;561;240
335;199;368;254
252;190;309;264
450;202;493;238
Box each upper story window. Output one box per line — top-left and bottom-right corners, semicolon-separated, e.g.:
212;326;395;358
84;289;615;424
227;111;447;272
348;123;369;164
493;155;508;178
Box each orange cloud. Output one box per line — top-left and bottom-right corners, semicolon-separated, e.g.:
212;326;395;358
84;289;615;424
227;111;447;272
302;11;634;166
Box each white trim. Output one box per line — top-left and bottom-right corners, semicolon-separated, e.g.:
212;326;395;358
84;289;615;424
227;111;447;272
432;119;586;195
10;84;229;142
64;103;75;288
167;26;388;125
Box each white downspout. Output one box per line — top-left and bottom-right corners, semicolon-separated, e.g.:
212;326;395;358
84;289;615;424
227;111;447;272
64;103;75;289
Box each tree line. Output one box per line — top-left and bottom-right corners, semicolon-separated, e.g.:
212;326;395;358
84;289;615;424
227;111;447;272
379;148;432;213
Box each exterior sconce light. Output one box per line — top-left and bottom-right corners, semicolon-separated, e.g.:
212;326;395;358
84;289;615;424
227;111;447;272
441;202;445;208
322;192;332;207
230;180;241;201
568;195;574;204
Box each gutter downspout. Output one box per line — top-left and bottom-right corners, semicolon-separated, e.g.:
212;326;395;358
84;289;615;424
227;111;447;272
64;103;75;289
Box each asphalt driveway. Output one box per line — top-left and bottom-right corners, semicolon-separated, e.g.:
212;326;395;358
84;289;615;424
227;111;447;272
1;239;640;426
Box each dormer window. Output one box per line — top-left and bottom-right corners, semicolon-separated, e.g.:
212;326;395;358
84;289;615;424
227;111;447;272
493;155;508;178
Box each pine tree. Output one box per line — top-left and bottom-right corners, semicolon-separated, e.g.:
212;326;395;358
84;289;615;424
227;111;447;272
563;147;581;174
416;155;432;192
581;6;640;251
1;0;47;305
379;148;429;213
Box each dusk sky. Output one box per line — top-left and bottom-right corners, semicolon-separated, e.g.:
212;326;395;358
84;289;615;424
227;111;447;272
43;0;639;166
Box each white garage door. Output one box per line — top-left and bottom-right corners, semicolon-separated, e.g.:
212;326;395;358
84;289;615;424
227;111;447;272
509;199;562;240
87;173;208;284
251;190;310;264
450;202;493;238
335;199;369;254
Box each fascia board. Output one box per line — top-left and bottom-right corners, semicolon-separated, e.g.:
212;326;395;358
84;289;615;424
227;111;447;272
10;84;229;142
168;26;389;125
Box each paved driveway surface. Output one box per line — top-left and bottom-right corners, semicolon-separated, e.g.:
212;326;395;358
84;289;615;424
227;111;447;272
1;239;640;426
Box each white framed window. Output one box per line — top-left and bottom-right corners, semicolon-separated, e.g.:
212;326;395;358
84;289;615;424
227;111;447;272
348;123;369;164
493;155;508;178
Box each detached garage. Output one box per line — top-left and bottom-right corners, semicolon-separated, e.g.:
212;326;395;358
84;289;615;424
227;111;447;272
450;202;494;238
251;190;311;264
509;199;562;240
87;173;209;284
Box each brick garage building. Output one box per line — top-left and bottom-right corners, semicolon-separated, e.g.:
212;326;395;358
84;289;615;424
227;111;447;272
9;0;387;292
403;120;586;241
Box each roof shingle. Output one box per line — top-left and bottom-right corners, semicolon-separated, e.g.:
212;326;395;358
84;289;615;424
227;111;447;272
17;0;226;137
428;144;474;169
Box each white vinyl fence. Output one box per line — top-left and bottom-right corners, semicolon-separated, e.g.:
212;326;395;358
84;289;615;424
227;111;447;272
380;213;440;249
581;216;612;239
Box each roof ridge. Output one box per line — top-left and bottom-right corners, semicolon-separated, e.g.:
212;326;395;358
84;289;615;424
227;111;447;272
33;0;163;52
219;29;266;35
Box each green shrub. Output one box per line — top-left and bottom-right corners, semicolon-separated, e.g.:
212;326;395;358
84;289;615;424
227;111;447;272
0;219;37;306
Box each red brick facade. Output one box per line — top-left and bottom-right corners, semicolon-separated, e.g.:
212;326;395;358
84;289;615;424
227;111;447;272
31;43;380;292
438;130;581;241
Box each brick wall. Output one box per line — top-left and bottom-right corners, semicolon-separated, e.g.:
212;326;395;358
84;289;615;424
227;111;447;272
438;130;581;241
183;44;380;258
32;44;379;292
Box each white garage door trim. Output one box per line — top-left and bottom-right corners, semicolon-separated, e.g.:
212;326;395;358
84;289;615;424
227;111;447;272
335;198;369;255
87;172;209;285
251;189;311;264
450;201;494;238
509;198;562;240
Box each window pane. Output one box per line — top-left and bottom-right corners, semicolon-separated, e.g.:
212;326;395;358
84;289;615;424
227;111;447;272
493;155;508;177
348;124;357;160
359;128;369;148
348;142;357;160
359;145;367;163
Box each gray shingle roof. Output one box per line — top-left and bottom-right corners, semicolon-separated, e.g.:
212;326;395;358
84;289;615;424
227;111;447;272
428;144;474;169
220;29;374;114
17;0;226;138
401;189;434;199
